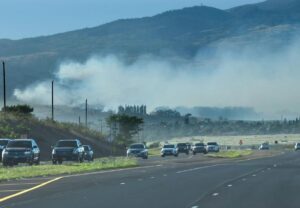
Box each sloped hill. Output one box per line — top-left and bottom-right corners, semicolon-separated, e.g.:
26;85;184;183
0;113;119;160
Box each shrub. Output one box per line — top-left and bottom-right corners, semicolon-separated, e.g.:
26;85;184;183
3;105;34;115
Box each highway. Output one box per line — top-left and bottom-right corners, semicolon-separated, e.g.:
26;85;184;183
0;151;300;208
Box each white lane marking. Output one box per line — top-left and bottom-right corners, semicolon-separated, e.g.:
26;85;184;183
0;190;24;193
268;168;271;170
212;193;219;197
176;164;224;174
163;174;167;177
150;176;155;179
191;206;199;208
252;174;256;177
63;164;162;179
0;183;39;186
273;164;277;168
242;178;247;181
234;152;284;163
120;182;125;185
138;178;143;181
227;184;233;187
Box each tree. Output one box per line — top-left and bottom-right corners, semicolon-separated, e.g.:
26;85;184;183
3;105;34;115
106;114;144;146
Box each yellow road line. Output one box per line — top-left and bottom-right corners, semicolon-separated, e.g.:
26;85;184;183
0;177;62;203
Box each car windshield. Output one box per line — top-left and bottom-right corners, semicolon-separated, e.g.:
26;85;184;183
7;140;31;148
195;143;204;146
177;143;186;147
83;146;90;151
207;142;217;146
130;144;144;149
56;141;78;147
163;145;175;148
0;140;9;146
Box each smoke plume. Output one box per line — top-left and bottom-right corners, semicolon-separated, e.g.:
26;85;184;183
13;36;300;118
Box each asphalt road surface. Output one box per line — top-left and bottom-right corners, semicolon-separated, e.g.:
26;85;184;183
1;151;300;208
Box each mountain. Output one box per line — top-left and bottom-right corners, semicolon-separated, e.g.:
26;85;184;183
0;0;300;97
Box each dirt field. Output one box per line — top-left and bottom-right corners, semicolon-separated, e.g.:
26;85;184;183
166;134;300;146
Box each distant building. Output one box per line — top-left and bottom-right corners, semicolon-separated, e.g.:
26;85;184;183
118;105;147;115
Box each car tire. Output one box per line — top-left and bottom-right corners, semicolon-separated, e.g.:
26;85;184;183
35;159;40;165
79;155;84;163
28;160;34;166
58;160;63;165
174;154;178;157
52;160;57;165
193;151;196;155
161;154;165;157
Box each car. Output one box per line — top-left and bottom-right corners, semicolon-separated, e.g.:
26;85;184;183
52;139;85;164
0;138;11;162
206;142;220;153
161;144;178;157
83;145;94;161
192;143;207;155
177;143;189;155
259;143;269;150
295;143;300;151
2;139;40;166
127;143;148;159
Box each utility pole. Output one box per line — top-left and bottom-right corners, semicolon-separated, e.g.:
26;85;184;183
100;119;103;133
85;99;88;128
2;61;6;112
51;80;54;121
78;116;81;125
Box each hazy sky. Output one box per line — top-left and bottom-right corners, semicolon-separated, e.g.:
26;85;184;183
1;0;263;39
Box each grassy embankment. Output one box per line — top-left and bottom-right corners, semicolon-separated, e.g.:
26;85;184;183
148;148;161;156
0;157;137;181
207;150;253;158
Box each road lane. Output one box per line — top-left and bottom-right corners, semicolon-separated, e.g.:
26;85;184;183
1;151;295;208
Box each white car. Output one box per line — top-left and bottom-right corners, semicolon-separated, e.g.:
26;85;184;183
206;142;220;153
295;143;300;151
161;144;178;157
259;143;269;150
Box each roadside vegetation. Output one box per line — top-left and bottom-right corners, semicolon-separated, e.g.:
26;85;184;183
148;148;161;156
0;157;137;181
207;150;253;159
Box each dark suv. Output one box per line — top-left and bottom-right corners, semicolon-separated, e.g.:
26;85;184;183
52;139;84;164
0;139;11;162
177;143;189;155
2;139;40;166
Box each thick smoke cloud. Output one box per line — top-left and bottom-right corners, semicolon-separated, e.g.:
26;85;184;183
13;37;300;118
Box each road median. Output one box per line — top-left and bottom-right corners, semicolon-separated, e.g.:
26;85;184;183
0;157;137;181
207;150;253;158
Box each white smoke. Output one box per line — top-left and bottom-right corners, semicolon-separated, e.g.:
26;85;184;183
13;37;300;117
